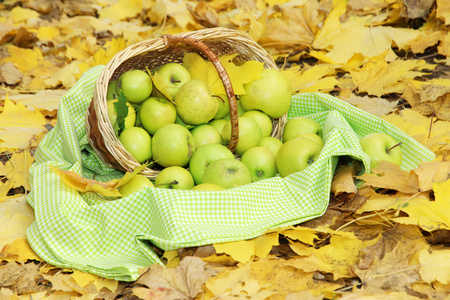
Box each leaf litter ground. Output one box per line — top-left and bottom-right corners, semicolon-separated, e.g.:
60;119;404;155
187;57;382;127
0;0;450;299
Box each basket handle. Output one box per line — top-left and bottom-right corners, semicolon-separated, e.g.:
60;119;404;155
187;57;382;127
162;34;239;153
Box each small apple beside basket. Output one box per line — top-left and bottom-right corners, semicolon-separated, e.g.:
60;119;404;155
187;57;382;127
85;27;288;179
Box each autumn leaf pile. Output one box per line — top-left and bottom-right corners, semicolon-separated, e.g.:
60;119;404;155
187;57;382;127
0;0;450;299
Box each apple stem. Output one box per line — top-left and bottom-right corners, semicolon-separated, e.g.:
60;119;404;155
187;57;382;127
212;94;226;103
386;142;402;154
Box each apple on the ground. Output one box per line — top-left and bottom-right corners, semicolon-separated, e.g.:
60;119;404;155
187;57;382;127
118;127;152;163
240;146;277;181
259;136;283;158
239;68;292;119
221;116;263;156
190;124;222;148
282;116;322;142
152;124;196;168
155;166;195;189
241;110;273;137
116;69;153;103
189;143;235;185
276;136;323;177
191;183;225;191
139;97;177;135
119;174;154;196
202;158;252;189
155;63;191;99
175;79;218;125
359;132;402;169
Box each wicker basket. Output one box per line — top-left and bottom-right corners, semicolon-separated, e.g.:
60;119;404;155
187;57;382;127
85;27;287;179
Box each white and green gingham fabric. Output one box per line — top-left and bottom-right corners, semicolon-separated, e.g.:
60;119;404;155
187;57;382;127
26;66;435;281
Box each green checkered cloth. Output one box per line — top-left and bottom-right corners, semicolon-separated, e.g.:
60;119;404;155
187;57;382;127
26;66;435;281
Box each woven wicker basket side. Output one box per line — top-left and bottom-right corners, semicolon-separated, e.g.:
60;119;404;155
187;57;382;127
86;27;285;179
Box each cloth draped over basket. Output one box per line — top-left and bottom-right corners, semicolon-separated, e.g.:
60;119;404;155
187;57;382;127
26;65;435;281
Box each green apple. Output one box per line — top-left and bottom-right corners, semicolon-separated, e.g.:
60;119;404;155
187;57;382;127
155;63;191;98
202;158;252;189
293;133;324;148
175;79;219;125
106;80;118;100
213;94;230;119
139;97;177;135
116;69;153;103
118;127;152;163
155;166;194;190
241;110;273;137
282;117;322;142
241;146;277;181
239;68;292;119
221;116;263;156
107;99;136;131
208;119;227;137
191;183;225;191
119;174;154;197
359;132;402;169
190;124;222;148
276;137;323;177
259;136;283;158
222;100;245;121
189;143;235;185
152;124;195;168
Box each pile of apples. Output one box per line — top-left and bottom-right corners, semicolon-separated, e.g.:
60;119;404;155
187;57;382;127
107;60;403;196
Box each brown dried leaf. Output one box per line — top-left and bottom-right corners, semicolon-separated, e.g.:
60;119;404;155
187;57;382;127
0;261;48;295
331;164;358;196
135;256;218;299
0;62;23;86
403;0;435;19
357;161;419;194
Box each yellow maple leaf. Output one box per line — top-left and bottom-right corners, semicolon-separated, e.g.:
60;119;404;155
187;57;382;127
281;64;340;94
50;164;147;197
45;61;80;89
350;53;436;96
35;25;60;41
10;6;40;23
0;150;34;201
0;238;41;262
331;164;358;196
437;0;450;25
183;52;263;96
395;179;450;231
4;45;42;74
213;232;279;263
419;248;450;285
99;0;143;21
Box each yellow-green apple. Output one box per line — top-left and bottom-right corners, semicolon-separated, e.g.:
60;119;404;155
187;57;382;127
202;158;252;189
191;183;225;191
107;99;136;131
139;97;176;135
189;143;235;185
155;63;191;98
221;116;263;156
118;127;152;163
190;124;222;147
241;110;273;137
223;100;245;120
259;136;283;157
359;132;402;169
116;69;153;103
294;133;324;148
107;80;118;100
174;79;218;125
239;68;291;119
208;119;227;137
119;174;154;196
240;146;277;181
276;136;323;177
213;94;230;119
282;117;322;142
152;124;195;167
155;166;195;189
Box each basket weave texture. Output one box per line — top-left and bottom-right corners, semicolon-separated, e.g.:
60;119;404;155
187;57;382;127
85;27;286;178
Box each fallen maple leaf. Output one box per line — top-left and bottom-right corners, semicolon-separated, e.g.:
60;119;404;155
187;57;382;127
340;94;399;117
418;248;450;285
331;164;358;196
135;256;218;299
